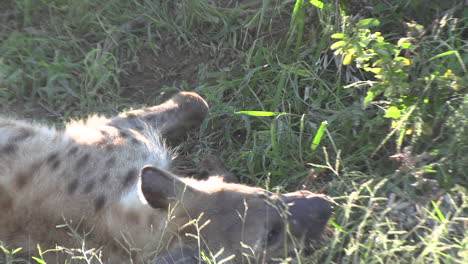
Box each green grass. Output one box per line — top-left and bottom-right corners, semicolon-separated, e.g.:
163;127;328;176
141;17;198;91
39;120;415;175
1;0;467;263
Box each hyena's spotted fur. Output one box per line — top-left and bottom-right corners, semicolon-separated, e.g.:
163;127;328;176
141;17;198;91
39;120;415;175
0;92;207;262
0;92;332;264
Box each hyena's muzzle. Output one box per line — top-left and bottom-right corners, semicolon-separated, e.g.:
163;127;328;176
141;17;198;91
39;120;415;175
281;191;332;242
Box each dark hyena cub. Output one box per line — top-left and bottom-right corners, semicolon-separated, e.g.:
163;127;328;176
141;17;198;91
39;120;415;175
0;92;331;263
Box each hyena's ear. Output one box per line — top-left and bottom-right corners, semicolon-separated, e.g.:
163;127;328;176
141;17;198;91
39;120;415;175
140;166;200;209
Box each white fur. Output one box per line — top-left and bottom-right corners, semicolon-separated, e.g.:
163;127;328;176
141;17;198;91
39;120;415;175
120;181;147;209
119;129;172;210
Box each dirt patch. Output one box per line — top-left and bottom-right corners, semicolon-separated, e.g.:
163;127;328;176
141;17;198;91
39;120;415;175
120;37;212;101
118;0;287;103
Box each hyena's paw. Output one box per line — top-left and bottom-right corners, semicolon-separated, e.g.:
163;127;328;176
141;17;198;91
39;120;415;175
160;92;209;141
171;155;238;183
194;155;238;183
129;91;209;143
167;92;209;130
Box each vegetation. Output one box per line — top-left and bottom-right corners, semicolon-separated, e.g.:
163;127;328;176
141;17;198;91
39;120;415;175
1;0;466;263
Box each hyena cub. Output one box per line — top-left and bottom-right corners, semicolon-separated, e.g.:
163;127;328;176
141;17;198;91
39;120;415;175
0;92;332;263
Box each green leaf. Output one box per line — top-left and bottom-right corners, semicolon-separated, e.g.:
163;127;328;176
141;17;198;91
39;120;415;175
331;33;348;39
356;18;380;28
364;90;375;106
429;50;456;60
374;48;390;57
0;245;10;254
400;42;412;49
309;0;324;9
397;37;413;47
32;257;47;264
363;67;383;74
343;53;354;65
234;111;286;117
311;121;327;150
292;0;305;27
384;106;401;119
11;247;23;254
395;56;412;66
431;201;446;222
330;40;347;50
330;220;347;233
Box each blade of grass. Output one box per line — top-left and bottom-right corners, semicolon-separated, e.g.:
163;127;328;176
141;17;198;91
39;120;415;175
431;201;447;222
309;0;324;9
311;121;328;150
235;111;287;117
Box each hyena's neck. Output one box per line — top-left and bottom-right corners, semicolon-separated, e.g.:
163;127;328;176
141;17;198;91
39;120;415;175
66;116;178;257
0;116;172;255
105;196;171;259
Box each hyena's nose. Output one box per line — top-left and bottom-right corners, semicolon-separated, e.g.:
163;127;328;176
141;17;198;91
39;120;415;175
283;191;332;241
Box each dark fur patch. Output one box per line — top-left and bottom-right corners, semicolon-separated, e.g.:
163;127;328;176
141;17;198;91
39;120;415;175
46;152;59;163
96;129;111;146
119;130;130;138
67;179;79;195
94;195;106;212
196;170;210;180
0;144;17;155
68;146;79;156
101;172;110;183
15;172;31;190
51;159;61;170
14;162;42;190
122;168;137;188
46;152;61;170
105;157;116;167
83;179;96;194
100;130;110;138
0;127;30;154
131;138;140;145
75;153;90;170
13;128;33;142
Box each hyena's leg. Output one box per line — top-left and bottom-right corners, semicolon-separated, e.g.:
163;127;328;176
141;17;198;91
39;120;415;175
110;92;209;142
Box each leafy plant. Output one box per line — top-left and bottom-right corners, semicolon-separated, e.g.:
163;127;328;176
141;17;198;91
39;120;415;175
1;244;24;264
330;16;467;186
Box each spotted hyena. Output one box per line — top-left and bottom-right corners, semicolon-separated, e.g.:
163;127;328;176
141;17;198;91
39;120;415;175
0;92;331;263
